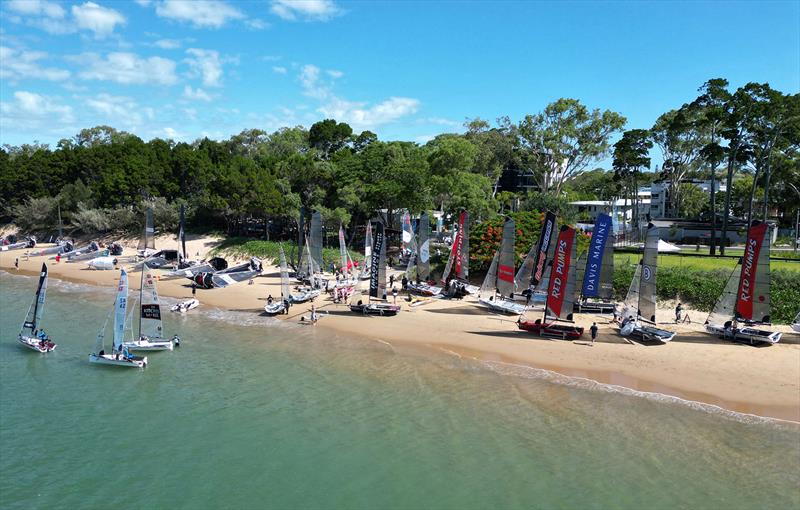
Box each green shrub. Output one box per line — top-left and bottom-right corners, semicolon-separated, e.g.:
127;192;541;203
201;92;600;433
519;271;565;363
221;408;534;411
210;238;363;268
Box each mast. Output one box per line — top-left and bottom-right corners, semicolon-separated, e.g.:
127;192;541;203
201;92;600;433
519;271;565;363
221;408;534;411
57;204;63;239
297;207;305;270
418;212;431;282
544;225;577;321
139;263;163;339
638;223;659;323
113;269;129;351
310;211;323;273
179;204;187;260
735;221;771;323
496;217;516;298
21;263;48;334
369;222;386;301
581;213;613;301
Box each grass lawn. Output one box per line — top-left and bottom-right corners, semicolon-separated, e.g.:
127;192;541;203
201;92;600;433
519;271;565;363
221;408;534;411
614;253;800;272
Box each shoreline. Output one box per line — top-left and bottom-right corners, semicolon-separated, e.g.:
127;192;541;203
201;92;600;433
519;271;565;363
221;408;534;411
3;242;799;423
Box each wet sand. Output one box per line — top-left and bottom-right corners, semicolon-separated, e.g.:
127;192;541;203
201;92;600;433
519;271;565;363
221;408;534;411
3;237;799;422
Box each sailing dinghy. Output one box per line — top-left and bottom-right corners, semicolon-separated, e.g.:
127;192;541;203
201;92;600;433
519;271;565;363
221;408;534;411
574;213;616;313
137;208;156;258
477;217;527;315
123;263;179;351
618;224;675;343
89;269;148;367
704;221;781;345
350;222;401;316
441;210;478;295
407;212;442;296
171;298;199;313
517;226;584;339
264;246;289;315
17;263;57;353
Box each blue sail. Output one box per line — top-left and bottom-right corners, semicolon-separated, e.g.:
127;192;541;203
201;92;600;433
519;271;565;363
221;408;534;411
581;213;612;298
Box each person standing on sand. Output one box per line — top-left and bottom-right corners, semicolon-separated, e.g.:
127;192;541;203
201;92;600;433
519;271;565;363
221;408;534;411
392;287;398;304
675;303;683;324
389;274;395;288
191;282;197;297
55;253;60;264
15;257;19;270
590;322;598;344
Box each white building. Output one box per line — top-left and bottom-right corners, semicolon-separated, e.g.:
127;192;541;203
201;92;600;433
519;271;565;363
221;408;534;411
649;179;726;219
570;190;651;233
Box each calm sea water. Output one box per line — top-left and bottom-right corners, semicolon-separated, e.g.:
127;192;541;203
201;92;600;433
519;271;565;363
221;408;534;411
1;270;798;510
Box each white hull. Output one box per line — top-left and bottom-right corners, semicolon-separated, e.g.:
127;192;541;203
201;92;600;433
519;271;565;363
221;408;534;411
407;282;442;296
264;302;286;315
791;323;800;333
89;353;147;367
620;321;675;343
290;289;320;304
478;297;527;315
171;299;199;313
705;323;781;345
18;335;56;353
122;338;174;351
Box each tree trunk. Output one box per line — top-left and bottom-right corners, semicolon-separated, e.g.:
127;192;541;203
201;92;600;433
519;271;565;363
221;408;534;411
745;165;761;228
720;161;734;255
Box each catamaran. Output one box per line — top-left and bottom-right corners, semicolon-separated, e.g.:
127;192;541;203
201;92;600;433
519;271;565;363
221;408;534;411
17;263;57;353
477;217;527;315
574;213;616;313
171;298;199;313
517;226;584;339
30;240;74;257
407;212;442;296
440;210;478;296
123;263;179;351
265;245;290;315
1;236;36;251
89;269;148;368
618;224;675;343
704;221;781;345
350;222;400;316
137;207;156;257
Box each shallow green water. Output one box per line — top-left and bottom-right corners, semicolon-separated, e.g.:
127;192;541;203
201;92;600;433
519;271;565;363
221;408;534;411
1;271;798;509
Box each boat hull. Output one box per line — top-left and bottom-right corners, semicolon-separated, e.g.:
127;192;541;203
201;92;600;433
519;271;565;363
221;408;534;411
791;323;800;334
18;335;56;353
518;320;584;340
620;322;675;343
122;338;174;351
349;303;401;316
407;283;442;296
705;323;781;345
264;303;286;316
290;289;321;304
478;297;527;315
89;353;147;367
573;300;616;314
171;299;199;313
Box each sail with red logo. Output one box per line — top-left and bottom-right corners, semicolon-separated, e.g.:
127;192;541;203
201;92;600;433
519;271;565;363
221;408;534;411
517;225;584;340
735;221;771;324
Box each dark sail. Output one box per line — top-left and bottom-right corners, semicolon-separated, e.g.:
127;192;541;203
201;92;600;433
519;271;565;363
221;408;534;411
310;211;323;272
418;212;431;281
496;217;516;297
531;211;556;287
369;223;386;299
638;223;659;323
23;263;48;332
458;210;469;280
581;213;613;299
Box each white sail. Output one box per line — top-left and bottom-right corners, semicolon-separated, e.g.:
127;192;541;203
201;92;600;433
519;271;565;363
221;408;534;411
480;251;499;296
113;269;129;351
638;224;659;323
621;264;641;321
279;244;291;299
707;263;741;326
339;225;348;275
139;264;163;339
514;244;537;295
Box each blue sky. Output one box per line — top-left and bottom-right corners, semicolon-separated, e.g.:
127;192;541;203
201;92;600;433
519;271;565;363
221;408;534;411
1;0;798;155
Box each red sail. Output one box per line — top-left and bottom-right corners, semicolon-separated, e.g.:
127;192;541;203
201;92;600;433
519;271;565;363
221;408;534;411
735;222;767;321
546;226;575;318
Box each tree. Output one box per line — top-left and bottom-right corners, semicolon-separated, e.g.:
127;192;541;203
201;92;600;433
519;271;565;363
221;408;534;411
676;183;706;219
562;168;618;201
308;119;353;159
512;98;626;195
612;129;652;231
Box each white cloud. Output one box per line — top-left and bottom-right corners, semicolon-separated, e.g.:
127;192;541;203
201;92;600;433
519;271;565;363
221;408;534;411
415;134;435;144
72;52;178;85
272;66;287;74
185;48;223;87
71;2;126;38
84;93;153;129
162;126;183;139
0;91;75;133
135;0;152;6
183;85;213;101
154;38;181;49
270;0;339;21
155;0;244;28
5;0;65;18
299;64;328;99
245;18;269;30
417;117;461;127
326;69;343;79
0;46;71;82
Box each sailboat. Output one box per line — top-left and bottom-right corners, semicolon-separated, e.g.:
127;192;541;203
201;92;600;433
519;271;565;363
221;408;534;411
704;221;781;345
89;269;148;367
518;226;584;339
137;207;156;258
618;223;675;343
441;210;477;296
349;222;401;316
123;263;179;351
1;236;36;251
407;212;441;296
477;218;528;315
574;213;616;313
17;263;57;352
264;245;290;315
530;212;558;304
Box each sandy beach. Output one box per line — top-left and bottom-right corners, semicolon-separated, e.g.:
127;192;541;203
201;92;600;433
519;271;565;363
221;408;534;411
3;236;799;422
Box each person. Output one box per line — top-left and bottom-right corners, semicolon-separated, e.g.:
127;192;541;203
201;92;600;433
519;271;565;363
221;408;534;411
172;334;181;347
55;253;60;264
310;304;318;323
389;274;395;288
191;282;197;297
675;303;683;324
98;349;105;356
391;286;398;304
401;275;408;290
267;294;274;305
283;298;290;315
14;258;19;270
590;322;598;344
248;278;254;285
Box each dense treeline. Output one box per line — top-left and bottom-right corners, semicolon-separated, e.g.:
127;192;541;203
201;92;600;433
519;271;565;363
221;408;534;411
2;79;797;247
